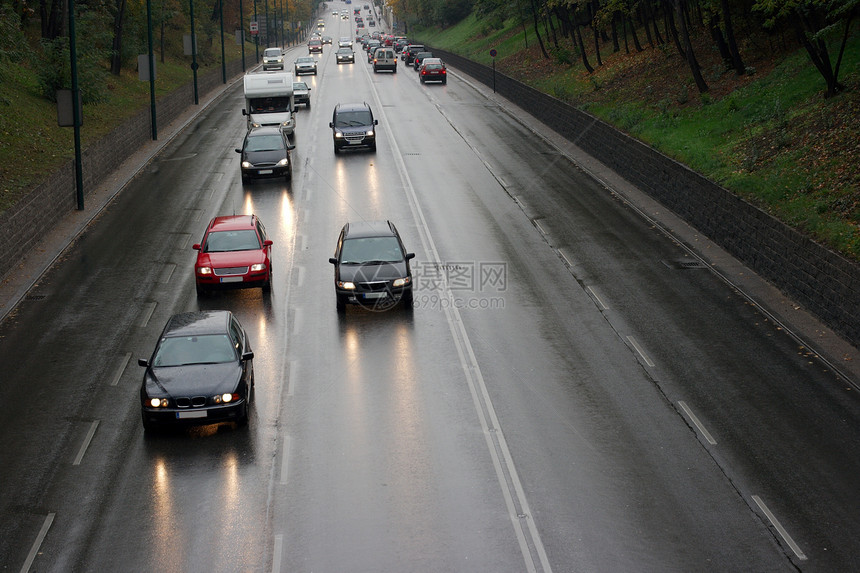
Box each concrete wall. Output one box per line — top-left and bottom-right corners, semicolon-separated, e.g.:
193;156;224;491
0;55;255;289
429;47;860;347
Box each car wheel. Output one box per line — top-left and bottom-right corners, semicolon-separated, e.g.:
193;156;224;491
393;66;397;73
263;270;273;291
373;65;378;72
334;143;340;154
442;79;447;85
420;77;425;84
196;283;205;297
236;400;250;427
307;101;311;109
336;295;346;314
369;141;377;152
402;290;414;309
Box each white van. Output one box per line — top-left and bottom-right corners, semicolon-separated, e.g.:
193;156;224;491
372;48;397;73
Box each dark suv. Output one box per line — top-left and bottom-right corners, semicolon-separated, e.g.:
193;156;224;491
329;220;415;313
402;44;425;65
329;102;378;153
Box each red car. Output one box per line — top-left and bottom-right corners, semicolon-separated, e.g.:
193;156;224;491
193;215;273;295
419;58;447;84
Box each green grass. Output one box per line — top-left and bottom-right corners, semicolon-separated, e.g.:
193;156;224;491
412;18;860;260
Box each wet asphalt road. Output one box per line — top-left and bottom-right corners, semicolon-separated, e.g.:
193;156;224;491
1;8;859;573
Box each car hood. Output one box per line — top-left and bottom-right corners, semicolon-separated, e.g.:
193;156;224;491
197;249;266;267
241;148;289;166
337;261;408;283
145;363;241;397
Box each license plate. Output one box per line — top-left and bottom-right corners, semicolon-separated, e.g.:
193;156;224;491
258;169;273;175
177;411;207;419
363;292;388;299
221;276;243;283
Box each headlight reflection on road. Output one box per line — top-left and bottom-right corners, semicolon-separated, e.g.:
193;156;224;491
151;458;181;570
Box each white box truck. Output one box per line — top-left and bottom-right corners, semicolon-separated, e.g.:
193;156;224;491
242;71;296;137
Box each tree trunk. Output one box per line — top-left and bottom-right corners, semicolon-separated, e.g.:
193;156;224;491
629;15;643;52
720;0;745;75
591;1;602;66
574;19;593;73
673;0;708;93
110;0;127;75
530;0;550;58
40;0;64;39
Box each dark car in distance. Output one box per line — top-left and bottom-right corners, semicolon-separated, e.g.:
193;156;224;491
235;126;295;181
193;214;273;295
329;220;415;313
336;47;355;64
330;102;378;154
293;81;311;107
139;311;254;432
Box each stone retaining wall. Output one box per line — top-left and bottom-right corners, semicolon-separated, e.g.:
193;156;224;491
430;47;860;347
0;54;255;286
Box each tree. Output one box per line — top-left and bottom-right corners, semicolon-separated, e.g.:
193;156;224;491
754;0;859;97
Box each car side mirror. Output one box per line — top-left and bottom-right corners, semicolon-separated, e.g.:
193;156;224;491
329;258;338;265
405;253;415;260
263;240;274;247
192;243;202;250
329;122;334;128
138;358;150;367
241;351;254;361
374;119;379;125
235;148;242;153
287;144;295;151
242;109;248;116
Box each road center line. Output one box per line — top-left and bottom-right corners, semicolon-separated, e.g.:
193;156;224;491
73;420;100;465
19;512;55;573
751;495;807;560
626;335;655;367
372;80;553;573
677;401;717;445
109;352;132;387
139;301;157;328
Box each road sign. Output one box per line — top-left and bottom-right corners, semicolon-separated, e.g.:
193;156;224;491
250;20;258;35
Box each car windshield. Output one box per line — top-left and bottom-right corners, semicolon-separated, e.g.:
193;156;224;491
293;83;307;90
340;237;403;264
334;110;373;127
245;134;284;152
204;229;261;252
153;334;236;367
425;63;442;70
296;57;313;64
264;49;280;57
248;96;289;113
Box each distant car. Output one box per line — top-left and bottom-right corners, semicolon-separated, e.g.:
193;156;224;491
235;126;295;182
262;47;283;71
308;38;323;53
402;44;425;64
293;81;311;107
364;39;380;54
373;47;397;73
367;46;380;63
138;310;254;432
412;51;433;70
338;36;353;48
328;220;415;313
322;35;333;45
368;20;375;27
330;101;378;154
294;56;318;75
419;58;447;84
336;47;355;64
192;214;274;294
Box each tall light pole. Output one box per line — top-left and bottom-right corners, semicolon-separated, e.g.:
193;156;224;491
190;0;199;104
253;0;259;62
239;0;245;71
219;0;226;83
146;0;157;139
68;0;84;209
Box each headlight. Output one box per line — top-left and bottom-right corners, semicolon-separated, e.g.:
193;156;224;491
334;131;344;139
213;393;239;404
241;161;252;168
277;158;289;167
366;130;374;136
197;266;212;276
250;263;266;272
393;277;410;287
149;397;169;408
281;120;292;128
338;281;356;290
251;121;261;128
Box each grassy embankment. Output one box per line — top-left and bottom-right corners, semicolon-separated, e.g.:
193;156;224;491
413;14;860;261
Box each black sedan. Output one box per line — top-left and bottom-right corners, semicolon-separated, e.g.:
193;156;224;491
329;220;415;313
336;47;355;64
235;126;295;181
138;311;255;432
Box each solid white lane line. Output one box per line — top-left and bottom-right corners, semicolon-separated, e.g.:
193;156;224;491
286;359;297;397
752;495;807;560
373;85;553;573
677;401;717;445
19;513;55;573
159;263;176;284
109;352;132;387
626;335;655;367
586;286;609;310
73;420;100;465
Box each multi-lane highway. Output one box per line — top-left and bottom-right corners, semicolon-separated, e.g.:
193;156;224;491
1;5;859;572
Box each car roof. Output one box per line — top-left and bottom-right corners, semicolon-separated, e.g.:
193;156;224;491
334;102;372;113
163;310;232;338
343;220;397;239
208;214;258;233
246;126;284;137
422;58;443;64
